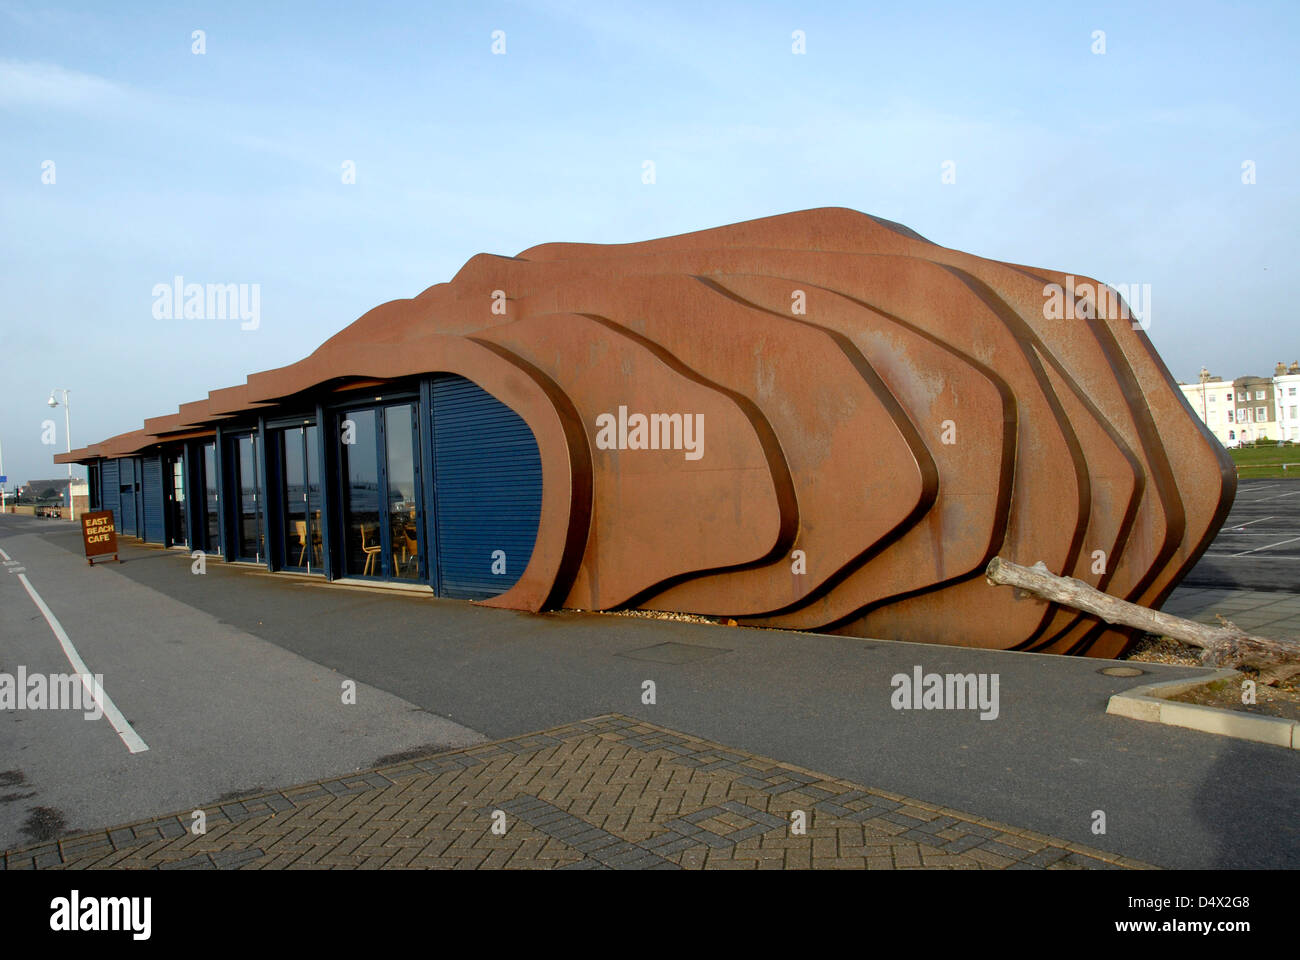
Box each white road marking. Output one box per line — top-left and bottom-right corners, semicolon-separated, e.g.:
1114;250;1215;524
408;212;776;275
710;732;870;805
0;546;149;754
1202;553;1300;560
1218;531;1292;537
1229;536;1300;558
1226;516;1275;529
1247;490;1300;503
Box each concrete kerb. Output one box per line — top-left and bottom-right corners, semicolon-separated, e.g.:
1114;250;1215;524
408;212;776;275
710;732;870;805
1107;669;1300;749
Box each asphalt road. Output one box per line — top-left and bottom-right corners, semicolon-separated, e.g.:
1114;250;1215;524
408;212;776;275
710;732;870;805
1182;478;1300;591
1;511;1296;868
0;515;484;852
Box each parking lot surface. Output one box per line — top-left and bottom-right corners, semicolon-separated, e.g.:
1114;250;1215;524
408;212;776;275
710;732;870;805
1183;479;1300;591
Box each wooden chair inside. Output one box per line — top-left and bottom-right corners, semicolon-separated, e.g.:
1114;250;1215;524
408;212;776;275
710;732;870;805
398;525;418;576
360;523;383;576
294;519;308;566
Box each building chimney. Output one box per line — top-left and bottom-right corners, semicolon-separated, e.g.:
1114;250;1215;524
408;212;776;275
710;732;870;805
1291;361;1300;374
1277;361;1287;375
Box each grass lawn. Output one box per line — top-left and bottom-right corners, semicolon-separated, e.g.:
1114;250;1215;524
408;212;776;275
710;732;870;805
1228;444;1300;478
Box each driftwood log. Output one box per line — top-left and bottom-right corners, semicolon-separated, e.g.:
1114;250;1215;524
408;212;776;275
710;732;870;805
985;557;1300;684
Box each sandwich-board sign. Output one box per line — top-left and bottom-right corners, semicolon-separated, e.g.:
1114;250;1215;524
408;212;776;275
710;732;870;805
80;510;120;564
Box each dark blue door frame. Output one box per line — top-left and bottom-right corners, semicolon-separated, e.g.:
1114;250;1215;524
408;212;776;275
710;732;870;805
375;405;392;579
417;378;438;590
219;426;264;563
315;402;336;580
264;425;286;571
376;402;426;582
327;390;423;582
210;437;226;556
184;440;204;551
161;449;186;546
215;425;235;559
326;408;348;579
264;415;325;575
257;417;274;572
212;426;227;559
352;403;393;579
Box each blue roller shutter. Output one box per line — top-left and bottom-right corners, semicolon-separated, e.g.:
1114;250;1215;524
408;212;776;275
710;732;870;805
142;456;164;542
432;376;542;599
101;459;121;528
119;459;137;536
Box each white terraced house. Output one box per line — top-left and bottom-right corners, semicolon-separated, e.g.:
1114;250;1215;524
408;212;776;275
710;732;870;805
1274;361;1300;443
1179;364;1297;448
1179;372;1238;448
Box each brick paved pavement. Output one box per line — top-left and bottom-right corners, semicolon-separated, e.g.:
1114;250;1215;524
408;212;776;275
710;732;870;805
1162;586;1300;638
1;716;1153;870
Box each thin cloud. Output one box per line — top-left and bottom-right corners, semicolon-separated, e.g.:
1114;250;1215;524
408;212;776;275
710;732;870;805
0;59;130;110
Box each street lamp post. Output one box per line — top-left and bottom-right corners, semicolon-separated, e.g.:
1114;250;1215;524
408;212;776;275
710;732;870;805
1199;366;1210;424
48;389;73;494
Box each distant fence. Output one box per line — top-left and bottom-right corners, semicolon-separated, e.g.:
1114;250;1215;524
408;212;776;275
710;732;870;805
3;502;84;520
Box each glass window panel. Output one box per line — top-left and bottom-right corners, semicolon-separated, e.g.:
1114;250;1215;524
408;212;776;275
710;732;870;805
341;410;380;576
203;442;220;553
305;425;321;570
281;429;308;568
170;456;187;546
237;435;262;560
385;404;419;579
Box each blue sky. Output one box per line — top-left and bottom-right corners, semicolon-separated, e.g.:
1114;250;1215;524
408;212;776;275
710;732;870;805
1;0;1296;486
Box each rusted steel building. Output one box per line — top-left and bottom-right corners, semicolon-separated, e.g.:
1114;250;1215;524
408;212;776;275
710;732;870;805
57;208;1235;657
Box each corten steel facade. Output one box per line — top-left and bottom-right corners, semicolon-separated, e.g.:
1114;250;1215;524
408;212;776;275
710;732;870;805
58;208;1236;657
